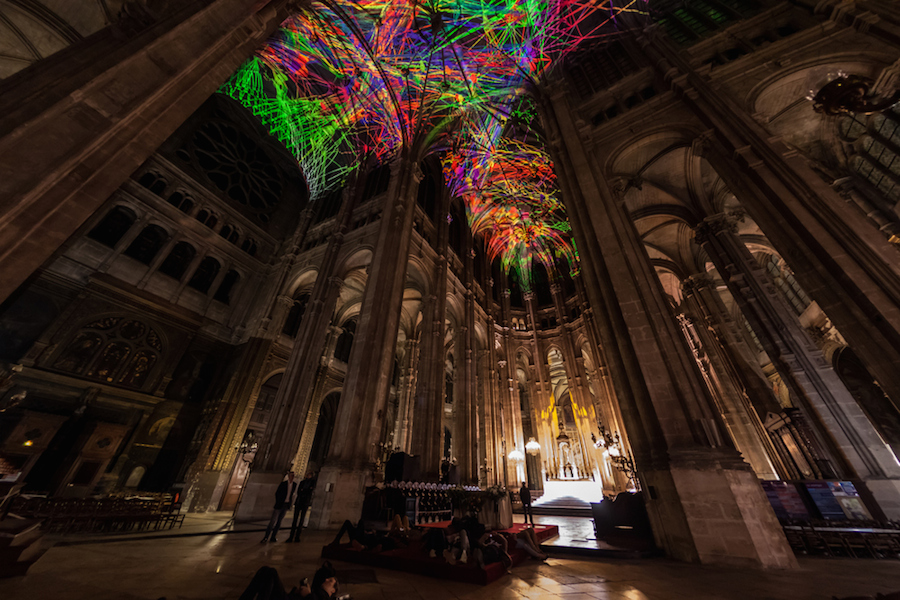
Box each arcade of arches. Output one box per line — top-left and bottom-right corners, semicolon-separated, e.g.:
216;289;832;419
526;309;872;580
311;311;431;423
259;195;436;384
3;0;900;573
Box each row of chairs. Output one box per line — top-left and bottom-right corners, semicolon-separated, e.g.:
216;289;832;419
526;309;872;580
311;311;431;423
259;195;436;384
785;527;900;559
10;496;184;534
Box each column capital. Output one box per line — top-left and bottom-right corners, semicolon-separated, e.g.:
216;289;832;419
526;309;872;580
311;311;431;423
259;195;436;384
691;129;717;159
681;274;714;297
693;210;744;245
275;294;294;308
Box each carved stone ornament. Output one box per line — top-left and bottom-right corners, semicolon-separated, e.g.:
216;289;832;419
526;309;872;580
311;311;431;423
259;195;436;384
693;211;744;245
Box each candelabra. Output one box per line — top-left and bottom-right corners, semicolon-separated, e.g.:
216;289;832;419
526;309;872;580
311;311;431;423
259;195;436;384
226;430;258;526
810;73;900;116
592;424;637;484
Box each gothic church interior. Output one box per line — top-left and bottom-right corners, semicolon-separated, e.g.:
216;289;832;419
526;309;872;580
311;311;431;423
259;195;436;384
2;0;900;575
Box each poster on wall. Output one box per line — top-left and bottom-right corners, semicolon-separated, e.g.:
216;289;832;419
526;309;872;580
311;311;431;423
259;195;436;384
804;481;846;520
827;481;872;520
761;481;809;520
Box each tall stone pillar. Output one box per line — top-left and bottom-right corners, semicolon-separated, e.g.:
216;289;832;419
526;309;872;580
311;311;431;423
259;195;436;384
482;315;503;486
676;285;780;480
236;181;359;519
694;215;900;515
181;205;317;512
410;187;451;479
0;0;297;303
311;156;421;527
393;339;420;454
292;325;344;475
415;194;454;473
455;282;479;483
541;87;797;568
681;275;790;480
639;29;900;416
550;282;601;481
573;273;631;491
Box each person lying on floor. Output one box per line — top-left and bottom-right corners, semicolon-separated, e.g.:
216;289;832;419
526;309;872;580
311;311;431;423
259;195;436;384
473;530;513;571
330;519;397;552
420;517;479;564
514;527;548;561
238;561;339;600
421;521;466;563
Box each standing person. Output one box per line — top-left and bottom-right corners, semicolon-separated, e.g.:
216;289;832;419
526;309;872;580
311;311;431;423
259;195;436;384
288;470;316;543
262;471;296;543
519;481;534;526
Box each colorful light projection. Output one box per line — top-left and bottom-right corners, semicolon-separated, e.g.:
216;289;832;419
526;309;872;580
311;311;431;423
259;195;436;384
220;0;646;285
443;102;579;290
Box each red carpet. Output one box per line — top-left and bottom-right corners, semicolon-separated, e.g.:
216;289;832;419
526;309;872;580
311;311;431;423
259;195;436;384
321;523;559;585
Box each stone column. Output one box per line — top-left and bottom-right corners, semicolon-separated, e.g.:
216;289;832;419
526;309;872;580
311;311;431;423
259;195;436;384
681;275;789;480
311;156;421;527
455;282;479;483
550;283;601;481
640;29;900;419
181;336;275;512
292;324;344;475
541;88;797;568
676;286;780;481
237;180;359;519
573;273;631;491
0;0;296;303
393;338;420;454
410;187;451;479
694;215;900;513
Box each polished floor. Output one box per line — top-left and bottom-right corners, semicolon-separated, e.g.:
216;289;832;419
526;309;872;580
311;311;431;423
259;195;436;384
4;512;900;600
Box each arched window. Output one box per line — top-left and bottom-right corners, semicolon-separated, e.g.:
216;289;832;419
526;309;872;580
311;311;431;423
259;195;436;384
309;392;340;471
282;294;310;337
167;191;194;213
158;242;196;280
241;238;258;257
213;270;240;304
124;225;168;264
219;225;240;244
54;317;162;388
88;206;136;248
334;320;356;363
195;209;218;228
840;106;900;202
138;172;167;194
188;257;221;294
138;172;157;188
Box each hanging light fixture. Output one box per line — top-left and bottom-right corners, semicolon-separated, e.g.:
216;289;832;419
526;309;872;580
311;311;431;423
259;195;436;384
508;449;525;462
525;437;541;456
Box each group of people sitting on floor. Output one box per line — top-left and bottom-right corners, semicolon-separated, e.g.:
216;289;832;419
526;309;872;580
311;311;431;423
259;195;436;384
239;561;343;600
328;511;548;570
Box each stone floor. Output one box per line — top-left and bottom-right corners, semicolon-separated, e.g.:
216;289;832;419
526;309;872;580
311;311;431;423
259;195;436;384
4;512;900;600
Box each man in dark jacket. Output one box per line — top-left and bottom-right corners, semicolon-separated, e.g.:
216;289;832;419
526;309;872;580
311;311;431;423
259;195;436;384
261;471;296;543
287;470;317;542
519;481;534;525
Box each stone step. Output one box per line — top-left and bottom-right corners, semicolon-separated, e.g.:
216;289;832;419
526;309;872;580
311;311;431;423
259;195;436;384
0;518;49;578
